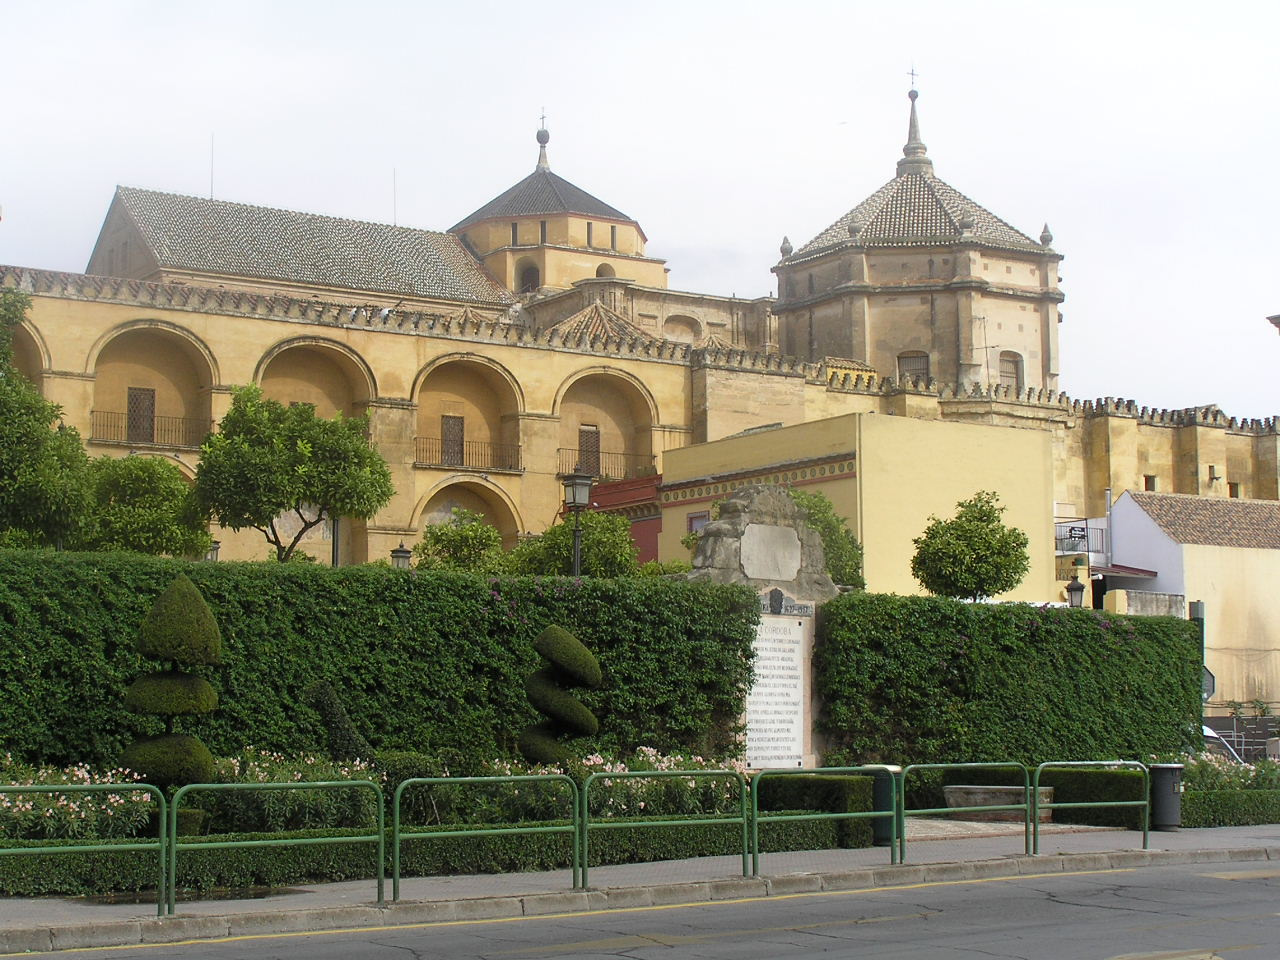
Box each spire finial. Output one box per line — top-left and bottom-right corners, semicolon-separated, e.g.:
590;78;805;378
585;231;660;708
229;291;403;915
896;86;934;177
536;109;550;170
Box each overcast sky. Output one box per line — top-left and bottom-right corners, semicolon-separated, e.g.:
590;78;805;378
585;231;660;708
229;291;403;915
1;1;1275;418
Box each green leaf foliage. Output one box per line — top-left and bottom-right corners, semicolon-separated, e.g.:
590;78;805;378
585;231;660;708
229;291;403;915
123;671;219;715
816;592;1200;765
138;575;223;665
306;682;375;761
194;385;394;561
787;489;865;589
412;508;508;573
0;552;757;767
118;734;215;789
910;490;1029;600
521;626;604;764
0;290;92;548
77;455;211;557
1183;790;1280;828
508;510;639;577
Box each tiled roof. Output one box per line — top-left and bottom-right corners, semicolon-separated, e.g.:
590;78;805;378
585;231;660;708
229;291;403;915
544;301;655;343
111;186;514;305
793;172;1040;258
450;168;633;232
1129;492;1280;549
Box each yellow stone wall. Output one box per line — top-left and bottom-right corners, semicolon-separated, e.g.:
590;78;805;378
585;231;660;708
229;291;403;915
657;411;1056;601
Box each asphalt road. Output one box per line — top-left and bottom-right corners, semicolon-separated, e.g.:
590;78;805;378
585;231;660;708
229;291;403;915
41;862;1280;959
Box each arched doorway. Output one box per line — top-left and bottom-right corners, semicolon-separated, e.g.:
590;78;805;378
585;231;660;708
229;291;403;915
418;481;520;547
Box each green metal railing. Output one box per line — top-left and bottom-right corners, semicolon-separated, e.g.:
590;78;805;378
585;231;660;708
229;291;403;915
0;783;168;916
751;766;899;876
897;763;1032;862
392;775;580;898
581;770;749;889
1032;761;1150;854
169;780;385;915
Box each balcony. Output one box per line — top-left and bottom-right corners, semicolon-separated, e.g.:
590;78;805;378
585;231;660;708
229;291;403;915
414;438;522;472
557;447;655;481
1054;523;1106;555
91;411;210;449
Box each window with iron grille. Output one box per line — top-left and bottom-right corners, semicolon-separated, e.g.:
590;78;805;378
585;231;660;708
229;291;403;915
578;425;600;476
441;415;464;466
127;387;155;444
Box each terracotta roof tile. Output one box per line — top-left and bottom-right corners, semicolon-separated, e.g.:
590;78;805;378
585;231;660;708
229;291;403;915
112;187;513;306
793;172;1039;258
545;301;655;343
1129;492;1280;549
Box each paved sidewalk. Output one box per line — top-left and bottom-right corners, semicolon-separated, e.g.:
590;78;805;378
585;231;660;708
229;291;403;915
5;820;1280;954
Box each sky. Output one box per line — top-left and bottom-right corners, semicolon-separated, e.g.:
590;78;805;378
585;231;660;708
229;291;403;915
1;0;1276;418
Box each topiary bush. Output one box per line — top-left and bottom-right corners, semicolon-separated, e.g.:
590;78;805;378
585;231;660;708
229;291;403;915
519;625;602;765
306;682;374;761
120;575;223;788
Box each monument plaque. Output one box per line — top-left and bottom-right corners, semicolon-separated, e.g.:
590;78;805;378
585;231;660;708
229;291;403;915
746;592;814;768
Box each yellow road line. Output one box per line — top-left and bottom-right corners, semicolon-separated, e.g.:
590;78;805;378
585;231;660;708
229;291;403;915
2;868;1133;958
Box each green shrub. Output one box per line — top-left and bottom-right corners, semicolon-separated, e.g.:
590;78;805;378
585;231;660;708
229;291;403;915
123;672;219;715
938;766;1147;828
0;553;757;767
816;593;1200;764
755;774;874;847
305;682;374;761
0;816;844;897
137;575;223;664
520;626;603;764
120;735;216;791
1183;790;1280;827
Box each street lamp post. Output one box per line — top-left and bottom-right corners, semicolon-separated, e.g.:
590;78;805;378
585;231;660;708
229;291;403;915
562;467;593;577
390;541;412;570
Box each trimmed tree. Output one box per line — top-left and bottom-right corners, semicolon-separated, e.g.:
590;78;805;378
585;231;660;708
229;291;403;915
194;385;394;561
413;508;508;574
910;490;1030;600
121;575;223;788
508;511;638;578
519;625;603;764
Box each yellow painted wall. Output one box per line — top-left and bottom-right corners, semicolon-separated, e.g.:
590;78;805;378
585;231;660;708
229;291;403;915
1185;543;1280;706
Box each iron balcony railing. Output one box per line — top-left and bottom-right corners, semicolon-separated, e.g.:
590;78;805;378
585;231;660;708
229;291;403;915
1054;523;1106;554
557;447;655;481
90;411;211;449
414;438;522;471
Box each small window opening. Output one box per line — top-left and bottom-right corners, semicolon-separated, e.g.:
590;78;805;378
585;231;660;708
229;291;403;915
1144;475;1158;491
610;225;617;250
539;220;547;243
510;222;519;245
586;222;594;247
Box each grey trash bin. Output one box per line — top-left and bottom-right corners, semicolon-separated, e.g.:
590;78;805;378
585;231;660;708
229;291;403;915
1149;763;1183;831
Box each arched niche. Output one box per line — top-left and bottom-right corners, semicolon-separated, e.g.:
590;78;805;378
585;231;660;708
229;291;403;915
91;326;216;448
662;314;701;343
595;263;616;278
413;356;523;470
257;339;375;418
413;479;522;547
515;258;541;294
554;369;657;480
11;323;44;392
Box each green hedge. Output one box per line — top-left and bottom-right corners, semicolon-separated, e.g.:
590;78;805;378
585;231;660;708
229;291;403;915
756;775;874;848
817;593;1200;764
0;552;757;766
0;814;846;897
939;767;1147;829
1183;790;1280;828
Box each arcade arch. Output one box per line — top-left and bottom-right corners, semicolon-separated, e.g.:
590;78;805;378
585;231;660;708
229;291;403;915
91;327;214;448
414;357;523;470
555;371;656;480
258;340;374;417
415;480;522;547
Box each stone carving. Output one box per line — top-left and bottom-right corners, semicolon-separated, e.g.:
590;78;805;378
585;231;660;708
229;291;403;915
687;484;837;601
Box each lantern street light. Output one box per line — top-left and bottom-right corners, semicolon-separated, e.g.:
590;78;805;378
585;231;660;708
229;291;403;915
390;541;413;570
1066;575;1086;608
205;540;221;562
562;467;593;577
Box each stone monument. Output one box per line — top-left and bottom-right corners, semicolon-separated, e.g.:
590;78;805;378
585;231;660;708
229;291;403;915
687;484;837;768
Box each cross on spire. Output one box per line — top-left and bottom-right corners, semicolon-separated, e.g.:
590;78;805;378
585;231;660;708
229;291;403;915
907;65;919;90
540;107;547;128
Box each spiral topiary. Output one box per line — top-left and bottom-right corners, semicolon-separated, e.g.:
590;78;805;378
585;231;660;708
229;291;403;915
518;625;602;765
120;575;222;790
